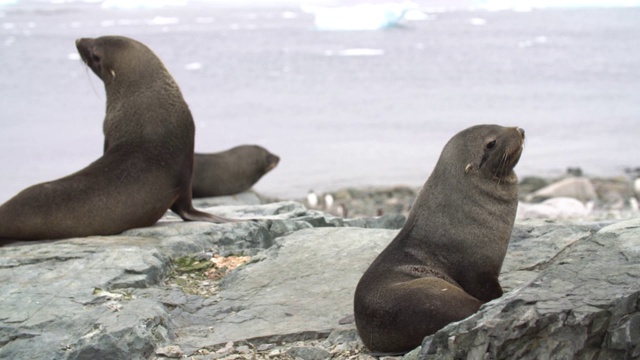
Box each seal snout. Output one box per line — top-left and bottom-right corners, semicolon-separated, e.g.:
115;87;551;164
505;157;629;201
266;154;280;171
75;38;99;64
514;127;525;148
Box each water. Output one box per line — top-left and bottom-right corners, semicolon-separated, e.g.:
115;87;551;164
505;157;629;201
1;1;639;203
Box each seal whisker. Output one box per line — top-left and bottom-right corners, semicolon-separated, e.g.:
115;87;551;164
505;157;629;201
494;152;508;184
81;65;101;98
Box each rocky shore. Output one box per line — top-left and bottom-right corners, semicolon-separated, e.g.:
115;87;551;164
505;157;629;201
0;174;639;360
300;173;640;221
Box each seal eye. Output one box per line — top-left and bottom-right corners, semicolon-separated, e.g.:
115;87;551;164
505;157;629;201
486;140;496;150
91;53;101;64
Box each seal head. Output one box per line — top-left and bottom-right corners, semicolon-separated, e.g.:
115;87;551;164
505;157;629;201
192;145;280;198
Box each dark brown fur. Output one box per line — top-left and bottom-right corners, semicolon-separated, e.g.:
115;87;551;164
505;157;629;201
0;36;231;241
354;125;525;355
192;145;279;198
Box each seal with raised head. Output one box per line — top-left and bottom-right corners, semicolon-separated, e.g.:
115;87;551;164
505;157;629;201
0;35;232;241
354;124;525;355
192;145;280;198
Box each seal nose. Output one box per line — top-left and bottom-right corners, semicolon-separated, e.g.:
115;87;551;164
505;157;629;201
516;127;525;140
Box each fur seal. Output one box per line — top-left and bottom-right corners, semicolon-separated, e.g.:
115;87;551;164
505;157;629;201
0;35;231;241
192;145;279;198
354;124;525;355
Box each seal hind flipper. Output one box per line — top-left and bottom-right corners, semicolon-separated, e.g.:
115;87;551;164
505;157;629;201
171;203;236;224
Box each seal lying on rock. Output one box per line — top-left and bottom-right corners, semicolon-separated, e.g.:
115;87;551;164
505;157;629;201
0;36;232;241
192;145;280;198
354;124;525;355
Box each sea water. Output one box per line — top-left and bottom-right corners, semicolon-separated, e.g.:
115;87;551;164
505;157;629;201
0;0;639;203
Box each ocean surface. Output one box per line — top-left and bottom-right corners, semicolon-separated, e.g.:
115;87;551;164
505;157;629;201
1;0;639;203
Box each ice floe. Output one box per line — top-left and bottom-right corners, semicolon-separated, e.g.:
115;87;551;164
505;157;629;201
469;17;487;25
185;62;202;70
518;35;548;48
301;2;426;31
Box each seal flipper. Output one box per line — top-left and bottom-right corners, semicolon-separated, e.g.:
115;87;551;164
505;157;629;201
171;193;236;223
174;205;236;223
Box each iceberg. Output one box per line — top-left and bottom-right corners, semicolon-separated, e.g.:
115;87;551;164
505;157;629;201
301;1;425;31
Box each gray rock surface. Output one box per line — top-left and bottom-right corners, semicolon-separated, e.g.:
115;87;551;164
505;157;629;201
167;227;396;354
418;218;640;360
0;201;402;360
193;191;264;208
1;197;638;360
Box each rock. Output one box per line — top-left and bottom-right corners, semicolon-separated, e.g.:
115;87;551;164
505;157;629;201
193;191;264;208
0;202;363;359
310;186;419;218
1;198;638;360
344;214;406;229
517;197;593;219
156;345;184;358
0;201;404;359
286;346;331;360
518;176;550;198
417;218;640;360
592;176;634;206
256;343;276;351
526;177;598;203
171;227;396;354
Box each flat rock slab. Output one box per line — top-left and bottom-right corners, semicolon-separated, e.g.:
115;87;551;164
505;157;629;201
165;227;398;353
